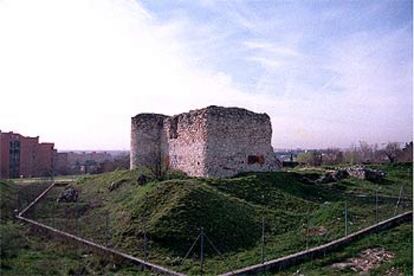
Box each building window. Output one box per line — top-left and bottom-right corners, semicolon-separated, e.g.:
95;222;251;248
247;155;265;165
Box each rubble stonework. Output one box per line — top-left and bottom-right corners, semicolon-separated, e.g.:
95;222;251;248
130;106;280;177
346;167;386;182
315;167;386;184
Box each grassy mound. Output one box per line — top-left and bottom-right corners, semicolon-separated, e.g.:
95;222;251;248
70;170;262;253
206;172;336;211
67;169;335;256
117;180;260;253
18;163;411;274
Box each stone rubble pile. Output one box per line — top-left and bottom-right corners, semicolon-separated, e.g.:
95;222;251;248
331;248;394;272
57;187;79;203
385;267;403;276
316;169;349;184
346;167;386;182
315;166;386;184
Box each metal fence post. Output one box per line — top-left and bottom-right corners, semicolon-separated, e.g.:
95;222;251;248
344;201;348;236
375;189;378;223
200;227;204;276
261;216;265;263
394;186;403;216
306;212;310;250
144;221;148;261
106;212;111;247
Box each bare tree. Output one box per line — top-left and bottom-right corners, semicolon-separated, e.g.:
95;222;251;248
358;141;374;163
297;151;322;166
344;145;361;164
322;148;344;165
382;142;402;164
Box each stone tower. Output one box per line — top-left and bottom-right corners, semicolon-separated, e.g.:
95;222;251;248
130;106;280;178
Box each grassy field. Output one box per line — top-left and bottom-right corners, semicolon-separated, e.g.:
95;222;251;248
277;222;413;275
0;180;147;275
1;163;412;275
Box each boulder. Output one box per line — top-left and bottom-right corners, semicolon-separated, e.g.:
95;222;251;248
57;187;79;203
108;179;127;192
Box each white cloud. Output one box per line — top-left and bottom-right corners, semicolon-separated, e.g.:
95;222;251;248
0;0;411;150
244;41;300;57
0;0;283;150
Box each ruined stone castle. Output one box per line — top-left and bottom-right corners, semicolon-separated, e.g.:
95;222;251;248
130;106;279;178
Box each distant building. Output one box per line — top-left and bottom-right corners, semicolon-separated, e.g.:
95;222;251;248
54;152;69;175
0;131;56;178
65;151;112;174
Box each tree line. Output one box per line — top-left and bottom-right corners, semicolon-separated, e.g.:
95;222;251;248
296;141;413;166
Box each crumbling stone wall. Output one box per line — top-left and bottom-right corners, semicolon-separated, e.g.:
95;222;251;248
161;110;209;177
204;107;278;177
130;106;279;178
130;114;166;169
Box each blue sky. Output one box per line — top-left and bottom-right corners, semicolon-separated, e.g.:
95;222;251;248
139;1;411;89
0;0;412;150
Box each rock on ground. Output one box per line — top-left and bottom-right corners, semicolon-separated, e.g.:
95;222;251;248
57;187;79;203
346;167;386;182
316;169;349;184
331;248;394;272
108;179;127;192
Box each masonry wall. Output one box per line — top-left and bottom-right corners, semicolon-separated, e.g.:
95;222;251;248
161;110;208;177
130;114;167;170
131;106;279;178
204;107;278;177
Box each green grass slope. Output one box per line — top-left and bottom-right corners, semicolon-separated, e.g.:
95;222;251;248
21;163;413;274
278;222;413;275
119;180;260;253
0;179;148;276
0;180;18;221
65;169;334;256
